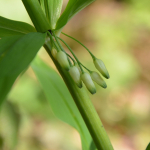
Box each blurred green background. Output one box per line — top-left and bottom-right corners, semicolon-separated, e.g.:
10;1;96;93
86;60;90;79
0;0;150;149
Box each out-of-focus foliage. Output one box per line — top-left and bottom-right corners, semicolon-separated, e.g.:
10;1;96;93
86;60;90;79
146;143;150;150
56;0;96;30
31;57;93;150
0;0;150;150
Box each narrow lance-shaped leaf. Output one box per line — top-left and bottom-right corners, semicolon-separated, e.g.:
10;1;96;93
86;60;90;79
55;0;96;30
31;57;94;150
0;32;46;105
0;16;36;38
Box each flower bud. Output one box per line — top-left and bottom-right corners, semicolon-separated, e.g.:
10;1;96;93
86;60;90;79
51;48;57;59
93;58;110;79
69;66;82;88
56;51;70;71
90;71;107;88
74;62;82;74
81;72;96;94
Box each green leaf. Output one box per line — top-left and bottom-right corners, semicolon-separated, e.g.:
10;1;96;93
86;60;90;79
0;35;23;57
146;143;150;150
31;57;93;150
0;32;46;105
0;16;36;38
39;0;46;15
44;0;63;29
0;101;20;149
55;0;96;30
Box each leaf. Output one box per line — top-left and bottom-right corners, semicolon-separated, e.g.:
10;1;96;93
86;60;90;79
0;35;23;57
146;143;150;150
0;16;36;38
39;0;46;15
45;0;63;29
0;32;46;105
0;101;20;149
31;57;93;150
55;0;96;30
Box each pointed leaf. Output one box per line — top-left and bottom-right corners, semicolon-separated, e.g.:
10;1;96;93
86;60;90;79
0;32;46;105
0;16;36;38
56;0;95;30
31;57;93;150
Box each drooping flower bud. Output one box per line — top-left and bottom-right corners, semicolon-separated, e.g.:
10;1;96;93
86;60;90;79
51;48;57;59
81;72;96;94
69;66;82;88
90;71;107;88
74;62;82;74
93;58;110;79
56;51;70;71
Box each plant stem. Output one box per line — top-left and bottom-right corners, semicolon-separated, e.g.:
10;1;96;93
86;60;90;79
44;38;114;150
22;0;50;32
80;63;92;73
47;31;60;52
61;32;96;60
22;1;114;149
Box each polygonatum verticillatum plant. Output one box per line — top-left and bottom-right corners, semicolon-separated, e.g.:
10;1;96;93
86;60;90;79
0;0;114;150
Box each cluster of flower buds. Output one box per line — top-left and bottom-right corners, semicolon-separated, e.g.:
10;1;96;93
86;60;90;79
48;31;110;95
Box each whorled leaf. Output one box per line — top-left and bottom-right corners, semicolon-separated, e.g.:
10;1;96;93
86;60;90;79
0;32;46;105
31;57;95;150
55;0;96;30
0;16;36;38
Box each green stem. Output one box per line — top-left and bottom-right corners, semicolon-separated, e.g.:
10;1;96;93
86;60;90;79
53;32;65;52
22;1;114;149
80;63;92;73
66;54;76;64
44;39;114;150
22;0;50;32
47;31;60;52
61;32;96;60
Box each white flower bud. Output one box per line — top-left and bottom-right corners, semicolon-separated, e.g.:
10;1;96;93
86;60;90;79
90;71;107;88
51;48;57;59
56;51;70;71
74;63;82;74
69;66;82;88
93;58;110;79
81;72;96;94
